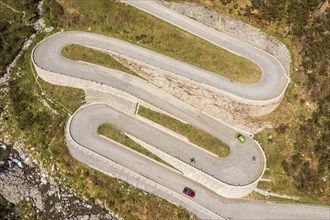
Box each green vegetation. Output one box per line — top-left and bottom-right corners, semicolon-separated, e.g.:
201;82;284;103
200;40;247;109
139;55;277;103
43;0;65;27
250;0;330;205
171;0;330;206
0;0;39;77
138;106;230;158
98;124;176;169
2;28;195;219
43;0;261;83
62;44;139;77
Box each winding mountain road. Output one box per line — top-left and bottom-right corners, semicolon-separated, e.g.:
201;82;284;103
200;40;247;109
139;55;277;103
31;0;329;219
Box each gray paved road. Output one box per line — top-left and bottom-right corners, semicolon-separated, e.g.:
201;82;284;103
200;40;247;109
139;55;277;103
123;0;290;101
33;31;264;186
31;0;330;219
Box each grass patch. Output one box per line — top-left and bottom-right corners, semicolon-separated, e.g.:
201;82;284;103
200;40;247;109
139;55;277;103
37;78;85;114
48;0;261;84
0;0;37;77
252;129;329;206
2;0;39;21
61;44;140;78
138;106;230;158
29;56;85;114
98;124;177;170
2;30;195;219
0;3;20;21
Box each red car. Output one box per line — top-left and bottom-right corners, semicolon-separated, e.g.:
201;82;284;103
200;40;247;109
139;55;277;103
183;187;195;198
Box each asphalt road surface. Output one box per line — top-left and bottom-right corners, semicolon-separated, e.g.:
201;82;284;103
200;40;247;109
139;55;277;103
123;0;290;101
33;31;265;187
32;0;329;219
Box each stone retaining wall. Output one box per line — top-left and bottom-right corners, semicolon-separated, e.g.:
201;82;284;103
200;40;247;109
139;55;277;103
112;54;273;133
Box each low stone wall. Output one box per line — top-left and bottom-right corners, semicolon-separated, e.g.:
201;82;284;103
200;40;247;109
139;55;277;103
127;133;259;198
84;88;137;115
32;59;140;115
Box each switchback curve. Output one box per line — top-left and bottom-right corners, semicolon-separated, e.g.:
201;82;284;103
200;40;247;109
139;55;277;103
31;1;329;219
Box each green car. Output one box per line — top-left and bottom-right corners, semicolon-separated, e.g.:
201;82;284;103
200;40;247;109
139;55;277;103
235;133;246;143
